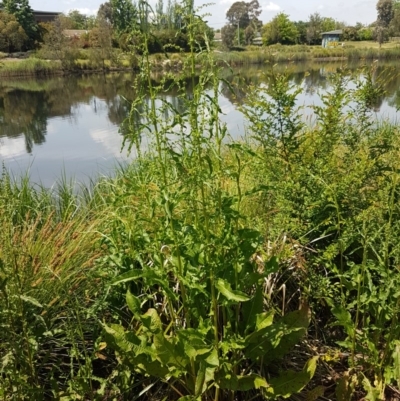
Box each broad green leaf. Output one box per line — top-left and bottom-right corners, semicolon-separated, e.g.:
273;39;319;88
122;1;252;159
266;356;318;399
216;278;250;302
205;348;219;367
256;310;275;331
141;308;162;334
245;304;310;362
126;290;141;318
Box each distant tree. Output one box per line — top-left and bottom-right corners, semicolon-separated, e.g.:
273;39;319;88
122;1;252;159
226;1;249;29
262;12;298;45
67;10;88;30
244;24;254;44
294;20;308;44
389;3;400;36
89;15;113;69
358;27;374;40
321;17;336;33
98;2;113;24
155;0;165;28
376;0;394;27
226;0;261;29
111;0;137;36
342;26;359;41
0;10;27;51
2;0;38;45
306;12;323;44
221;23;236;48
375;24;388;46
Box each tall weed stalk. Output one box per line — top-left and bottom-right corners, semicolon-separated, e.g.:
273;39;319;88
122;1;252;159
103;2;316;400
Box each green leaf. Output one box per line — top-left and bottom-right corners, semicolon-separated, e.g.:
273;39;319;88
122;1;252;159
392;341;400;383
266;356;318;399
265;256;280;274
332;304;355;338
245;304;310;362
362;375;385;401
205;348;219;367
126;290;141;318
195;362;206;397
19;295;42;308
112;269;144;285
142;309;163;334
256;310;275;331
215;278;250;302
236;374;269;391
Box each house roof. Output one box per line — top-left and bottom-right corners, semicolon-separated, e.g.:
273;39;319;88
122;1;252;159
321;30;343;36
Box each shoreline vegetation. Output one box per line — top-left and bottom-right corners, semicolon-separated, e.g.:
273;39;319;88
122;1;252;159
2;42;400;77
3;27;400;400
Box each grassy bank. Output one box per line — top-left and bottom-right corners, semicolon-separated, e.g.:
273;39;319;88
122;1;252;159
213;44;400;66
3;51;400;401
0;58;62;77
2;40;400;78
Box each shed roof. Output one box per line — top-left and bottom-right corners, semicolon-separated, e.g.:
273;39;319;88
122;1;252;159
321;30;343;36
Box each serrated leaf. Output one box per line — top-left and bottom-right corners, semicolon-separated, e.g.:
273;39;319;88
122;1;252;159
216;278;250;302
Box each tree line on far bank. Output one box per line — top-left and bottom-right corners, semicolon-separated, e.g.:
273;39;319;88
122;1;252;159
0;0;213;55
221;0;400;48
0;0;399;58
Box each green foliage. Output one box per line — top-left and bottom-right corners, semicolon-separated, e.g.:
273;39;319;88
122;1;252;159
262;13;299;45
2;0;38;45
111;0;137;36
0;10;27;52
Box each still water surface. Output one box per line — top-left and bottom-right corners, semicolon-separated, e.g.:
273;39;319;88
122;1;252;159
1;61;399;186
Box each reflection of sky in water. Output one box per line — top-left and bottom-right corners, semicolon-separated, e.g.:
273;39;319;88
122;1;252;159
1;64;400;187
0;98;132;187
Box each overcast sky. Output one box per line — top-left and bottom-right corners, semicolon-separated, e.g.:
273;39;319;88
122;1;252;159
29;0;378;28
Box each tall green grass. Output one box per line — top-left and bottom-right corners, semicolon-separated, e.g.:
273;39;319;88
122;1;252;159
0;58;61;77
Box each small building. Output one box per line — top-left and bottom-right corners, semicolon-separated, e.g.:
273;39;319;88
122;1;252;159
33;10;61;23
321;30;343;48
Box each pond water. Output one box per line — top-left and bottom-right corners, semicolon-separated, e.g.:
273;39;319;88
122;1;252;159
1;60;400;186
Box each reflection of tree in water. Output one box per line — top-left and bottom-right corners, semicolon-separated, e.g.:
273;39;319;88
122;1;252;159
0;65;399;155
0;90;48;153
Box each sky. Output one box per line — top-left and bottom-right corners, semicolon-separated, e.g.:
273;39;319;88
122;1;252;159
29;0;378;28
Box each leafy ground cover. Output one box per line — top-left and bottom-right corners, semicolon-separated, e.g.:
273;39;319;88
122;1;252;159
2;8;400;401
